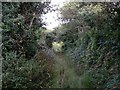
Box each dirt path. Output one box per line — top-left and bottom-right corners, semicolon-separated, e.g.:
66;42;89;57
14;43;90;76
52;53;82;88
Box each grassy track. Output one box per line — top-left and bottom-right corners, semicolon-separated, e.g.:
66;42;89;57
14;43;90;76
52;53;83;88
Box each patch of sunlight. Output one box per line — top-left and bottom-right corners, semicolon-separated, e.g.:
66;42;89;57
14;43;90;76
43;29;54;33
52;41;64;52
92;4;103;14
82;4;103;15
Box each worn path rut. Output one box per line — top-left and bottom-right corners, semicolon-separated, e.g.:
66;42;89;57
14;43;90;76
52;53;82;88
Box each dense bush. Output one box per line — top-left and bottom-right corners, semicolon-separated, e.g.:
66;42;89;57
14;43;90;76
2;52;54;88
2;2;55;88
58;2;120;88
2;2;120;89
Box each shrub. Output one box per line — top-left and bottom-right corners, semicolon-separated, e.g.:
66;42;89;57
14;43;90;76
2;52;53;88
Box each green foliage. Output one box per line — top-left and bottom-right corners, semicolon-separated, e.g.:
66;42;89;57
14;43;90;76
2;2;120;88
58;2;120;88
3;52;53;88
2;2;50;58
2;2;55;88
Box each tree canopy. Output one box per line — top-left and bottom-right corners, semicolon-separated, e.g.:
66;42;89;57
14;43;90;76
1;2;120;89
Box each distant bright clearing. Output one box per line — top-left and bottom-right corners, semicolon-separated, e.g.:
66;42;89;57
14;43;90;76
42;0;67;30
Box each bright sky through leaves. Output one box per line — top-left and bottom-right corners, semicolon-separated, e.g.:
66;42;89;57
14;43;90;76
42;0;66;30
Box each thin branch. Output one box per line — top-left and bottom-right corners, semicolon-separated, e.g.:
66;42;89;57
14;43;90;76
29;12;36;29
